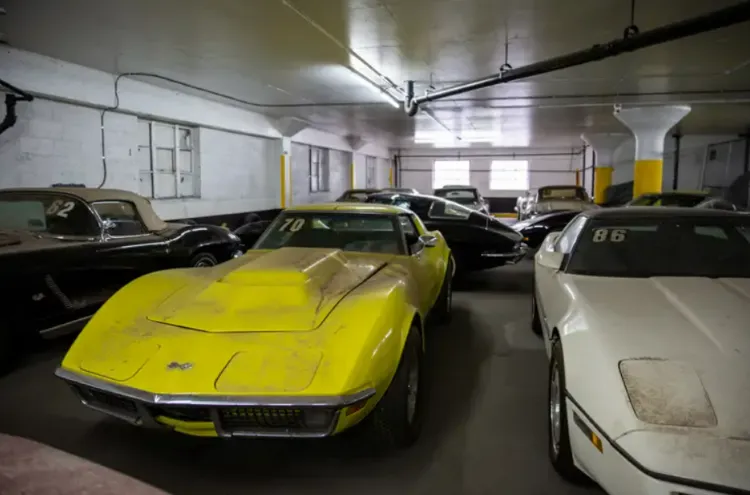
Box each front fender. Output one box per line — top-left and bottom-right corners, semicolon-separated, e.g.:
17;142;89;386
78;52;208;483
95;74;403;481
559;312;640;440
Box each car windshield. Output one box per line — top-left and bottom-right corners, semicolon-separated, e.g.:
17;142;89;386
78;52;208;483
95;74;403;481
254;212;405;255
538;187;587;200
627;193;707;207
0;191;99;237
566;216;750;278
434;189;478;204
428;200;473;219
341;192;372;201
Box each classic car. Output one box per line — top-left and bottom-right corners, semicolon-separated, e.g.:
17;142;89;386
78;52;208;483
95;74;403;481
524;185;594;219
0;433;168;494
366;192;526;271
382;187;419;194
515;191;533;220
433;186;491;215
55;202;454;449
511;209;586;251
626;191;741;211
0;187;243;372
532;207;750;494
335;188;382;202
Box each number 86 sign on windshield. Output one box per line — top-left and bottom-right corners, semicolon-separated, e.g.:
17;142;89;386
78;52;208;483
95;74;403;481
592;229;627;243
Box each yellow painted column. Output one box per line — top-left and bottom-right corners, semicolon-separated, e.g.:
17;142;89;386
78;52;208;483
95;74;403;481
632;159;663;197
350;162;355;189
280;153;288;208
593;166;613;204
575;169;581;187
389;166;394;187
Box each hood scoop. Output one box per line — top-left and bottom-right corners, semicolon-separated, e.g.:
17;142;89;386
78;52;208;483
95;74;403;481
148;247;386;333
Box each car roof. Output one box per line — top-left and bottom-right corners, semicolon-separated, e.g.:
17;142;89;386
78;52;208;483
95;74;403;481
0;187;168;231
638;191;709;197
436;185;476;190
344;188;380;193
286;202;406;215
581;206;745;220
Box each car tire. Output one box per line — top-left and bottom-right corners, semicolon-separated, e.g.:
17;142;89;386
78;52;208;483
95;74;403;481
531;285;542;336
548;339;588;483
434;256;454;324
0;325;23;376
189;252;218;267
361;327;424;450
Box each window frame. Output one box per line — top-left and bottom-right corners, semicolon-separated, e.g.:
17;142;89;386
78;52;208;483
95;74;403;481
137;120;199;200
432;160;470;190
554;215;587;256
309;147;330;193
91;200;150;238
489;160;530;191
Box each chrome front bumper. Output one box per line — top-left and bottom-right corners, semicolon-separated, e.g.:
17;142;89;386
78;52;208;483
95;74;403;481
55;367;375;438
481;242;529;264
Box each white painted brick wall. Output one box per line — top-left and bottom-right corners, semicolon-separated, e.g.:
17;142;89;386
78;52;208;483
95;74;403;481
1;47;395;218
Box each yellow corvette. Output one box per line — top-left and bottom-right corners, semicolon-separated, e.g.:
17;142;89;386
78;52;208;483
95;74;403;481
56;203;454;448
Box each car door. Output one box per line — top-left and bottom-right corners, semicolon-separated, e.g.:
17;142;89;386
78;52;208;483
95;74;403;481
535;216;587;342
91;200;170;285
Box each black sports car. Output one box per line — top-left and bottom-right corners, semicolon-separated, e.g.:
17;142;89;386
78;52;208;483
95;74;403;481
0;187;244;372
511;210;581;250
433;186;491;215
335;188;382;202
365;192;527;271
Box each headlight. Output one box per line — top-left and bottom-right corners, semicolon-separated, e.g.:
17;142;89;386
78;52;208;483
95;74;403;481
619;359;717;427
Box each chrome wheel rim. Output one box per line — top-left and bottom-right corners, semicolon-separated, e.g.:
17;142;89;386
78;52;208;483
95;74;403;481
550;364;562;458
406;360;419;424
193;258;215;267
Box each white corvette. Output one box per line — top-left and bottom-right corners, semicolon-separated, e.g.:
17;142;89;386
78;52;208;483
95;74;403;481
532;207;750;495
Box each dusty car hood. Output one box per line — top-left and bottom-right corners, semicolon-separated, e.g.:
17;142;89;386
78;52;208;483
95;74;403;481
148;247;390;333
568;275;750;438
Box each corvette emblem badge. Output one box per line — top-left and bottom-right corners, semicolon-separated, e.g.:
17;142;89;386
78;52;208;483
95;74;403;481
167;361;193;370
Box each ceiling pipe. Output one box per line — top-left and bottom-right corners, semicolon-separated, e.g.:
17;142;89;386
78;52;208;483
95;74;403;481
404;1;750;116
0;78;34;136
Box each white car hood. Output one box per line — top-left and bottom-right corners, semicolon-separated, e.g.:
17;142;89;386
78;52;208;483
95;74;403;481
568;275;750;439
535;199;592;213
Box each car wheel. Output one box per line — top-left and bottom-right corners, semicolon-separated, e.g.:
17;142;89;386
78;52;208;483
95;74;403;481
190;252;218;267
434;257;454;324
531;287;542;336
361;328;424;449
549;340;587;483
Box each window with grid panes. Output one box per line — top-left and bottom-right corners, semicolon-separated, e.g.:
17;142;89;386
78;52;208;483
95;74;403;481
365;156;377;188
433;160;470;189
309;146;330;192
137;120;199;199
490;160;529;191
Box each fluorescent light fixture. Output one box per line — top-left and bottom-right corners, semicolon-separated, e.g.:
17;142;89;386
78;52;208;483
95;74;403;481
349;67;400;108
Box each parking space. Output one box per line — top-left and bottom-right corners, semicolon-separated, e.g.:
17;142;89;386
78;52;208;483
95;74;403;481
0;262;600;495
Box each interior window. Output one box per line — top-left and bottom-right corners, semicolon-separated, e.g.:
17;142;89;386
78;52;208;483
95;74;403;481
555;216;587;253
93;201;147;236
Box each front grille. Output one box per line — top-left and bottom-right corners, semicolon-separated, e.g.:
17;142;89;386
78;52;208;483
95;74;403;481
219;407;306;429
149;406;212;422
75;386;137;414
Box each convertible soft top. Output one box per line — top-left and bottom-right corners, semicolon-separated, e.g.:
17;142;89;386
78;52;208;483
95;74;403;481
1;187;169;232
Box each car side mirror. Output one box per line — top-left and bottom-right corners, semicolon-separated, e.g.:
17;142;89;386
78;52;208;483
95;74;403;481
419;234;438;248
537;249;564;270
545;231;561;245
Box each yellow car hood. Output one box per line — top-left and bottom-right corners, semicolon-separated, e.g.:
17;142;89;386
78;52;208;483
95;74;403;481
147;247;390;333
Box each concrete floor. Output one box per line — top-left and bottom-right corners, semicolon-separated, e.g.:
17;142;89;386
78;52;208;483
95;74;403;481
0;261;602;495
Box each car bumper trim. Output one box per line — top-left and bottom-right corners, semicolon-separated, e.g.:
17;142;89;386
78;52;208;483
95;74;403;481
55;367;375;438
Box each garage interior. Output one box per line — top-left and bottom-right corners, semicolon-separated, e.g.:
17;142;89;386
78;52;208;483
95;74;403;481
1;0;750;493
